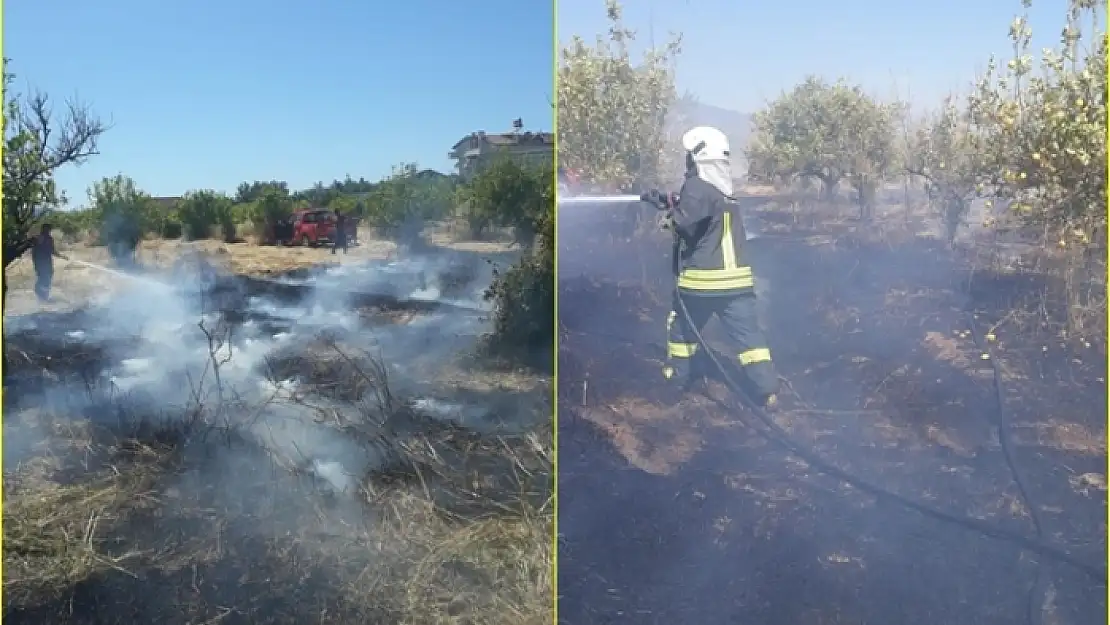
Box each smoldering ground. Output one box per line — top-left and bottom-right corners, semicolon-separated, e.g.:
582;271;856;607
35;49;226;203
3;244;552;624
556;193;1106;625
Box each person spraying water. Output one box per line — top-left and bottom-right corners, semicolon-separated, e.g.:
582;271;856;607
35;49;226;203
30;223;69;303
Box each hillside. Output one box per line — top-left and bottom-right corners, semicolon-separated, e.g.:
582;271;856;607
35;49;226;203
668;98;753;175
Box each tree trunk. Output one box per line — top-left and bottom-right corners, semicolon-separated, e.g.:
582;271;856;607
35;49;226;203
818;175;838;202
856;178;877;221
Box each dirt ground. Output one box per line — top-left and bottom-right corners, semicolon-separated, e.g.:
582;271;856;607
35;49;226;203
557;199;1106;625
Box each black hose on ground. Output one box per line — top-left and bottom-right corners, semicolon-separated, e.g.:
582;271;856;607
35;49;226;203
967;314;1050;625
665;262;1106;584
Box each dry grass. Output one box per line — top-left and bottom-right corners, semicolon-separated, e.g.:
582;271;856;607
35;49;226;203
3;357;553;624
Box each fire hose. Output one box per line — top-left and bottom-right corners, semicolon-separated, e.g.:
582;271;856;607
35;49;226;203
637;189;1107;585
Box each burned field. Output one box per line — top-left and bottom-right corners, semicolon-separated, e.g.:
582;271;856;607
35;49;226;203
556;198;1106;625
3;250;552;625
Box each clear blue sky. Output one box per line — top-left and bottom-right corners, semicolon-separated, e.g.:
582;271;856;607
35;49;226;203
6;0;554;207
559;0;1102;113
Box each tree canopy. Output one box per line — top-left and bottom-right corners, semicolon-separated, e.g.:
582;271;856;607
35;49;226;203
557;0;681;188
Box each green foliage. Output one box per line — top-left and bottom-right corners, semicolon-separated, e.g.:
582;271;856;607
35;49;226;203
557;0;681;187
2;59;105;269
246;187;294;243
177;190;235;241
482;161;555;365
965;0;1106;241
747;76;901;213
235;180;289;204
48;209;98;239
362;163;455;232
88;175;159;263
904;98;985;242
459;157;552;245
161;219;183;239
484;210;554;365
327;194;359;218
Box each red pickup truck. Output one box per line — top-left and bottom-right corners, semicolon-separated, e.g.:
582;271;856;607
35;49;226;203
288;209;337;246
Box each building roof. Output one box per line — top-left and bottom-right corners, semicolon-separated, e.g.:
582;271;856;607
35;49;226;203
450;131;554;153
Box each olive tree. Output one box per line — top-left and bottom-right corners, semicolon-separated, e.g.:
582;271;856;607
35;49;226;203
747;77;900;218
557;0;681;188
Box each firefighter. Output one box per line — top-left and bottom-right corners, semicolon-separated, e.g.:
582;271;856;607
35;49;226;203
658;126;779;408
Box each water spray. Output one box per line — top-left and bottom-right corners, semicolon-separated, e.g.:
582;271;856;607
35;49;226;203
558;192;763;239
67;258;167;290
557;194;643;205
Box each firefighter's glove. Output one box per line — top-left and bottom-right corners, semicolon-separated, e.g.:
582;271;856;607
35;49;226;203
657;210;676;231
640;189;667;210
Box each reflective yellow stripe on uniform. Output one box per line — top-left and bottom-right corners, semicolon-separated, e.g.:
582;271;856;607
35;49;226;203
678;267;754;290
720;210;738;268
667;342;698;357
662;366;675;379
739;348;772;366
677;210;755;291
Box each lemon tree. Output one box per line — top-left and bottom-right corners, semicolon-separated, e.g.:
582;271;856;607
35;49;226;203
904;97;985;242
966;0;1106;244
557;0;681;188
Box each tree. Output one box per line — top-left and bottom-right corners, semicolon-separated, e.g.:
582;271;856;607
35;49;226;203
903;98;985;243
962;0;1106;335
747;77;901;218
178;190;235;241
459;157;552;247
2;60;107;308
557;0;681;188
363;163;454;235
234;180;289;204
966;0;1106;241
247;187;293;244
88;175;158;265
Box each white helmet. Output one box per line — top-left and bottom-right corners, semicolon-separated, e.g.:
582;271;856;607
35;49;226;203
681;126;733;196
681;126;730;163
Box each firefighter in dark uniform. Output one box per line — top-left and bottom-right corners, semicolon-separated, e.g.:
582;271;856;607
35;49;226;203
657;126;779;409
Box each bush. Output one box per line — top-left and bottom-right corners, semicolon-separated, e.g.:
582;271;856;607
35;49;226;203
246;189;293;244
49;209;97;239
161;220;183;239
362;163;455;235
483;179;554;367
178;190;234;240
458;158;552;245
88;175;159;265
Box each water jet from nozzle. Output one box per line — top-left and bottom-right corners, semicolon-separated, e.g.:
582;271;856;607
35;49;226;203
67;258;170;291
557;194;643;205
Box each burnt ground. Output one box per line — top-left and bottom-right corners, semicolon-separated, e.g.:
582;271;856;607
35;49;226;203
3;247;553;625
557;202;1106;625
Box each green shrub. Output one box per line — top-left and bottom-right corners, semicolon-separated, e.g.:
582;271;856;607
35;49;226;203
483;171;554;368
458;157;552;247
178;190;233;240
161;220;183;239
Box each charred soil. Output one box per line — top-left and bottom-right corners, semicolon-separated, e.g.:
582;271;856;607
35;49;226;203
557;201;1106;625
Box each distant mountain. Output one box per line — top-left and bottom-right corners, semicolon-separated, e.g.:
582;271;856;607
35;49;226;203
669;99;754;173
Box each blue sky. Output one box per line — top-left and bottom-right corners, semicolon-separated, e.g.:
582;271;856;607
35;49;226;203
558;0;1101;113
5;0;554;207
